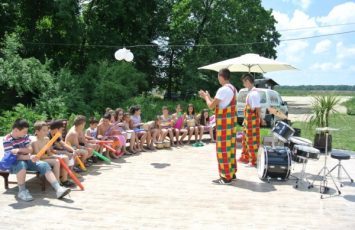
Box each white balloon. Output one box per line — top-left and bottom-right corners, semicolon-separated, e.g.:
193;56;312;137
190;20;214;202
115;48;134;62
114;49;125;60
125;51;134;62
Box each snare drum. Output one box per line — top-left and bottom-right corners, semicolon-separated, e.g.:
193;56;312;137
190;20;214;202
257;146;292;180
293;145;320;160
288;136;312;149
272;121;295;143
287;137;312;162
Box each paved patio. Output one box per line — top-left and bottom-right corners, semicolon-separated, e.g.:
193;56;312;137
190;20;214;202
1;142;355;229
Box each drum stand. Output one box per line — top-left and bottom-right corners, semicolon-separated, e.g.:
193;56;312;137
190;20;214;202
294;156;310;189
308;131;341;199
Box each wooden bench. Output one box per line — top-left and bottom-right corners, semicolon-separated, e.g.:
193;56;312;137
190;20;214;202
0;137;46;191
0;170;45;191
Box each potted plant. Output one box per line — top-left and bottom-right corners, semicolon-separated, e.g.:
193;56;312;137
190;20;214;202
309;95;341;152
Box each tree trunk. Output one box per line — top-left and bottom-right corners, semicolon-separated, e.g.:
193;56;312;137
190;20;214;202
167;49;175;99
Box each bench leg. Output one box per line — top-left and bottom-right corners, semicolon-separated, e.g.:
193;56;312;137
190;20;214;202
36;173;46;191
41;176;46;191
1;172;10;189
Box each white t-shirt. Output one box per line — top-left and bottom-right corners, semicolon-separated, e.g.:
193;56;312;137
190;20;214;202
247;87;261;109
215;84;235;109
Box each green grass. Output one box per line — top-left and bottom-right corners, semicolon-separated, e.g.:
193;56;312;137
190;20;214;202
235;124;272;144
275;89;354;97
342;96;355;115
292;114;355;151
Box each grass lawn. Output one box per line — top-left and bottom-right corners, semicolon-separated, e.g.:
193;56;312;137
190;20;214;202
275;89;354;97
342;96;355;115
292;115;355;151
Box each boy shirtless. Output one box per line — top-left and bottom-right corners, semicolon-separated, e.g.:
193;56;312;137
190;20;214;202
32;121;75;187
65;115;93;165
48;120;80;182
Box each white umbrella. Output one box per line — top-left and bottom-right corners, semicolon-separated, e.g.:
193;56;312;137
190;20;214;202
198;53;297;73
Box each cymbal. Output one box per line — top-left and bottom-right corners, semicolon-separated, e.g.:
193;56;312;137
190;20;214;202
267;107;288;120
315;127;339;132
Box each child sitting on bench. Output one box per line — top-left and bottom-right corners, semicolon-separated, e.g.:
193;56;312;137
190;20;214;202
4;119;71;201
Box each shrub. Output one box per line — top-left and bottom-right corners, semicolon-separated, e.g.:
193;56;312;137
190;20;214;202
80;60;148;112
0;104;47;135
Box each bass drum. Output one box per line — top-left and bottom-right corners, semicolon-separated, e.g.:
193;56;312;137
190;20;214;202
257;146;292;180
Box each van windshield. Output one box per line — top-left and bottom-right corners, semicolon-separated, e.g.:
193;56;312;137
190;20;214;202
237;91;266;104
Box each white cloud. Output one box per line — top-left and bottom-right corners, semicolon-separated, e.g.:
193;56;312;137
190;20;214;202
316;2;355;34
280;40;309;63
298;0;311;10
272;10;312;63
336;42;355;60
273;10;317;38
310;62;342;71
313;39;332;54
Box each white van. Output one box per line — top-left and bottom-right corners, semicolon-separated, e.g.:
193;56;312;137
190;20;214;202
236;88;288;127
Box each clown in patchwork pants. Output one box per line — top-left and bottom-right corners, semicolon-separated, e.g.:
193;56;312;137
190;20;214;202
240;104;260;166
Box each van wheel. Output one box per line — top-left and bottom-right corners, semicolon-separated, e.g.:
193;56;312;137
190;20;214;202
267;115;275;128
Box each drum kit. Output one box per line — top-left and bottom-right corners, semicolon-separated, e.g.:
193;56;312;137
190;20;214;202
258;121;312;183
257;120;340;198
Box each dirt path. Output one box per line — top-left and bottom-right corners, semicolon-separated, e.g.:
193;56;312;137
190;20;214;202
282;96;352;122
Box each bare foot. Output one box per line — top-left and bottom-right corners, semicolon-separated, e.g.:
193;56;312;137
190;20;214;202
110;153;119;159
129;148;137;154
140;146;147;152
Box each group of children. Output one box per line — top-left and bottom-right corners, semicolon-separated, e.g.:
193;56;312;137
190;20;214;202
1;104;215;202
89;104;216;157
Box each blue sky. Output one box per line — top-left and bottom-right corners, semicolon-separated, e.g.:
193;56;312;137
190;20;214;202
261;0;355;86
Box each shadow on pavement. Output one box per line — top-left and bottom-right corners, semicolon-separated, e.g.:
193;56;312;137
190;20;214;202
228;178;276;192
150;163;171;169
8;197;82;210
343;195;355;202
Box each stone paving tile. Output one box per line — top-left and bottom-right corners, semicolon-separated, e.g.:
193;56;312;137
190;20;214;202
1;142;355;230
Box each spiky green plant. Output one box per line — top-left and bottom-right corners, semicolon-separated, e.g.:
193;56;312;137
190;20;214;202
309;95;341;127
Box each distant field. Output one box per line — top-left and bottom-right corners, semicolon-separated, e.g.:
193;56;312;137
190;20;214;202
342;96;355;115
275;89;355;96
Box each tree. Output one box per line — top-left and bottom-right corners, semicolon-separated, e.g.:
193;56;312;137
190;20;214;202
0;0;20;42
158;0;280;97
80;60;147;112
0;34;54;112
17;0;82;69
82;0;166;90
